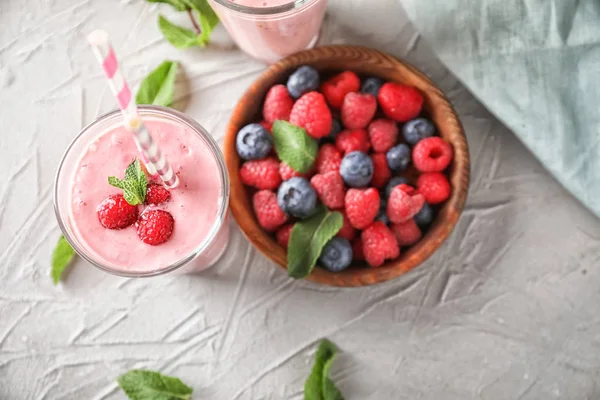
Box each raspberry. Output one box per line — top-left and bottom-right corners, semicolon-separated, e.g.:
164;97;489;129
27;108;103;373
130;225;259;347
370;153;391;189
412;137;453;172
259;120;273;132
392;220;422;247
97;194;138;230
310;171;345;209
417;172;451;204
240;157;282;190
387;184;425;223
279;162;304;181
253;190;288;232
321;71;361;109
289;92;332;139
146;184;171;205
315;144;343;174
276;224;294;248
336;210;357;241
335;129;370;155
378;83;423;122
352;237;365;261
362;221;400;267
136;209;174;245
341;92;377;129
345;188;380;229
263;84;294;123
368;119;398;153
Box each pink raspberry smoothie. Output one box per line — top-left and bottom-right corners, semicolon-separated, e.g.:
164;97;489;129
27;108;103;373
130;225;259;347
209;0;327;63
55;108;229;276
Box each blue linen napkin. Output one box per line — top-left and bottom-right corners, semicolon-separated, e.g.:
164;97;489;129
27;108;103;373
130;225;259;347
401;0;600;216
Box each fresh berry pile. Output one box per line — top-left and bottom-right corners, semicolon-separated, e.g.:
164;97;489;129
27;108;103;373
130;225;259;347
237;66;454;273
96;160;175;246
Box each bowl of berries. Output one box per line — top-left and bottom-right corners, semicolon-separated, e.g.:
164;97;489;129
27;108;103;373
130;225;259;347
224;45;469;287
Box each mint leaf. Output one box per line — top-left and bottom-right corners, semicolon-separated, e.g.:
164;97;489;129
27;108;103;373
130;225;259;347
136;60;179;107
158;15;202;49
51;236;75;285
272;120;318;174
322;355;343;400
118;369;193;400
287;206;343;279
108;159;148;206
145;0;189;11
305;339;344;400
183;0;219;45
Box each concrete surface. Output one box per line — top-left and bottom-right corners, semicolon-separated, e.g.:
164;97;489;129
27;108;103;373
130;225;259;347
1;0;600;399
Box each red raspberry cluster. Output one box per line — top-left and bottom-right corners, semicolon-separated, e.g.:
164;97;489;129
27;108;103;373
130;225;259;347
240;68;454;270
97;183;174;246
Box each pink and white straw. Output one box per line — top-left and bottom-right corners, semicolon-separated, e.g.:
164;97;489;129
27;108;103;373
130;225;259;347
87;29;179;189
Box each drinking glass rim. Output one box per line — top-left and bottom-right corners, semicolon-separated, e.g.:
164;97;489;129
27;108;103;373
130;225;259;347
210;0;317;15
53;105;230;278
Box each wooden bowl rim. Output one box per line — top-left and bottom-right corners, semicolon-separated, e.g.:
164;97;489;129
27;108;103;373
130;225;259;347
224;45;470;287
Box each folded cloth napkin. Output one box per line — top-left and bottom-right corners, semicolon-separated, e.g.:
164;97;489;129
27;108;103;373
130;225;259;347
401;0;600;216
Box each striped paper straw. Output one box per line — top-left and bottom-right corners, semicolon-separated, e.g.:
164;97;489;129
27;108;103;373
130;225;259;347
87;30;179;189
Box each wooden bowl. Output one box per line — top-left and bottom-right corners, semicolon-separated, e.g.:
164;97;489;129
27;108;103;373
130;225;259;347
224;45;469;287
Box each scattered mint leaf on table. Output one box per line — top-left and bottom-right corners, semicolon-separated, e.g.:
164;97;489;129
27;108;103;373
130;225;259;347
146;0;190;11
287;206;343;279
108;159;148;206
158;16;203;50
51;236;75;285
272;120;318;174
118;369;193;400
305;339;344;400
136;60;179;107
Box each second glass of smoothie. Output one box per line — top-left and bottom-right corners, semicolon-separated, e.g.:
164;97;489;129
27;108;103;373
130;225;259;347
209;0;327;63
54;106;230;277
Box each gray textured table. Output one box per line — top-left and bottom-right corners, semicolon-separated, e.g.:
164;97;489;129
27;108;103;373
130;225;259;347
2;1;600;399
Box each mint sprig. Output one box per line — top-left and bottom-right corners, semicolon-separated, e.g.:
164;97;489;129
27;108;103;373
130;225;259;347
272;120;318;174
146;0;219;49
51;236;75;285
137;60;179;107
108;159;148;206
118;370;193;400
287;206;343;279
158;17;203;49
305;339;344;400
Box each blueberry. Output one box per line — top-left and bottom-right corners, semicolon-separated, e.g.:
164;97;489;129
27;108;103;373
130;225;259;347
376;197;389;224
286;66;319;99
340;151;374;188
385;176;409;198
361;77;384;97
402;118;435;145
386;144;411;172
414;203;434;227
277;177;317;218
235;123;272;160
319;237;353;272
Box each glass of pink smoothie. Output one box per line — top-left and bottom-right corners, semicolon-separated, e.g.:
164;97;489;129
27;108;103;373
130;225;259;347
54;106;230;277
209;0;327;63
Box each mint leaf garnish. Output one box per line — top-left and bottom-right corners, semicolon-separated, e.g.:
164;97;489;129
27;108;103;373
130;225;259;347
287;206;343;279
51;236;75;285
145;0;189;11
305;339;344;400
183;0;219;46
272;120;318;174
136;60;179;107
118;370;193;400
158;15;203;50
108;159;148;206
